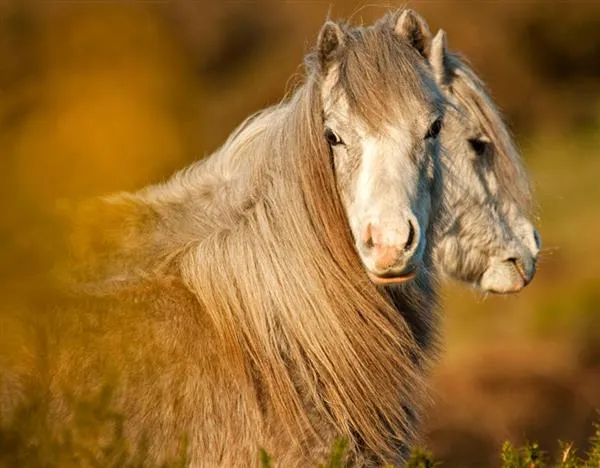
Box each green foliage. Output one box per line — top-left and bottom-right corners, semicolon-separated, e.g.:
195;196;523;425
557;441;579;468
500;441;546;468
405;447;439;467
499;422;600;468
258;423;600;468
259;448;272;468
583;422;600;467
318;438;349;468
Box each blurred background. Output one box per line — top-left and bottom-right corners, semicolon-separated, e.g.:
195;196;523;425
1;0;599;466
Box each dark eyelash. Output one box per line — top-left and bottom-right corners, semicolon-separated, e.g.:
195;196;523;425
424;118;442;140
324;128;344;146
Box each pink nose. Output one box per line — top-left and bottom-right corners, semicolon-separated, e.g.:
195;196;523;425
362;220;419;274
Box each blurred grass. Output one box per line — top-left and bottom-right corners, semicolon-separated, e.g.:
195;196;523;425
0;386;189;468
2;382;599;468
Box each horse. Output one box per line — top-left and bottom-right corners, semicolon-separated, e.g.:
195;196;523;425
386;25;542;360
428;29;541;294
2;10;446;467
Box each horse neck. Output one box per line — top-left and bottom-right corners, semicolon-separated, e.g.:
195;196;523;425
385;268;440;366
140;104;288;244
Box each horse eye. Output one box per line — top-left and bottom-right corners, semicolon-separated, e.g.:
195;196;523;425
468;138;489;156
425;118;442;140
324;128;343;146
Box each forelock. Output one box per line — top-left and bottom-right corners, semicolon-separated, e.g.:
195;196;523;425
323;19;445;131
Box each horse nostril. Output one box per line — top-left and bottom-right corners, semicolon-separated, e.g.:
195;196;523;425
506;256;532;284
404;220;415;251
363;223;375;249
533;228;542;251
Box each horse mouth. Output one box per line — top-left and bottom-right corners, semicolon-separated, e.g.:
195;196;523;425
479;257;536;294
513;260;531;287
367;268;417;285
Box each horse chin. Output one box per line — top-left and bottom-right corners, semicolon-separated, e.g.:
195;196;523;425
367;269;417;286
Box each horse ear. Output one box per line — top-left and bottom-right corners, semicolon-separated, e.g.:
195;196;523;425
393;9;432;58
317;21;345;71
430;29;450;85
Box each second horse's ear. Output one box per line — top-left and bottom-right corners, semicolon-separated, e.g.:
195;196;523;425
317;21;345;72
430;29;450;85
392;9;432;59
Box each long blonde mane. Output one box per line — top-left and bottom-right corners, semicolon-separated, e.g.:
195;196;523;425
178;80;425;460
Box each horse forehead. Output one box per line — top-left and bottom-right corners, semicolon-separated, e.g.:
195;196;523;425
323;91;436;136
445;104;479;140
322;92;351;123
459;82;523;168
359;128;413;163
454;73;502;135
322;65;440;120
321;65;341;108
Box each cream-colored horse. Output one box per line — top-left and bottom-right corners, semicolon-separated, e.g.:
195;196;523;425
429;30;540;294
1;10;444;468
